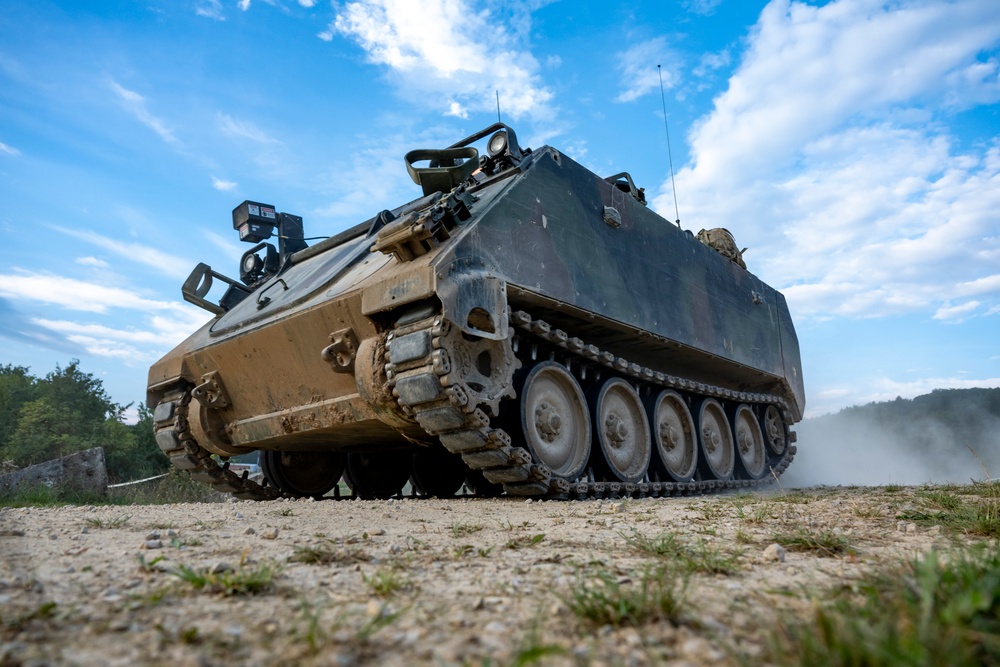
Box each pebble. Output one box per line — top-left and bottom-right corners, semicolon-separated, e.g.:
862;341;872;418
145;531;160;541
763;543;786;562
143;540;163;550
261;528;279;540
244;527;256;535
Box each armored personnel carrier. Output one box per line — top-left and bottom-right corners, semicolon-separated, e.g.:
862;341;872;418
148;123;803;500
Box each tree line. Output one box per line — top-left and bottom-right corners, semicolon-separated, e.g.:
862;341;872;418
0;361;165;482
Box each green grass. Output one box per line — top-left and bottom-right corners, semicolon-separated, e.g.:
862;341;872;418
289;541;371;565
0;469;218;507
771;529;853;557
85;513;132;529
165;561;281;596
899;485;1000;538
766;545;1000;666
562;565;685;628
450;522;485;537
623;531;743;575
363;568;413;598
506;533;546;550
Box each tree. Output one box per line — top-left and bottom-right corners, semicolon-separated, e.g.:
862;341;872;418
0;364;38;453
0;359;168;481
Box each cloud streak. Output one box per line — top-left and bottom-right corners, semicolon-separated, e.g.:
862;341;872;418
108;80;177;144
51;226;191;280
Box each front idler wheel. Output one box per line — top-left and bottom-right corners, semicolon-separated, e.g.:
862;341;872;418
260;451;346;498
696;399;735;481
344;451;411;499
590;377;651;483
519;361;591;480
411;446;468;498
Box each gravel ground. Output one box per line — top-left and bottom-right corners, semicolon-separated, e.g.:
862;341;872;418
0;486;969;666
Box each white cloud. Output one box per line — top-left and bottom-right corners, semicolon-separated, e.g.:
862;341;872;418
108;80;177;144
76;256;109;268
195;0;225;20
683;0;721;16
614;37;679;103
654;0;1000;322
0;141;20;156
299;0;317;6
331;0;554;120
692;50;730;78
238;0;251;10
218;113;281;145
212;176;238;191
52;226;191;280
0;271;192;315
933;301;981;321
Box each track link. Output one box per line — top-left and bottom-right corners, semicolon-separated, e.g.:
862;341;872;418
153;387;281;501
388;309;797;499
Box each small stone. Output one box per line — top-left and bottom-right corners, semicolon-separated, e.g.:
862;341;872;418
81;526;90;534
610;502;625;514
145;531;161;541
143;539;163;550
167;529;178;538
367;527;386;537
763;543;786;562
261;528;279;540
208;561;233;574
234;511;244;519
243;527;256;535
928;525;942;535
905;522;918;533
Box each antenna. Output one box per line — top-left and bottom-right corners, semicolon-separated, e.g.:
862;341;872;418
658;65;681;228
496;90;501;123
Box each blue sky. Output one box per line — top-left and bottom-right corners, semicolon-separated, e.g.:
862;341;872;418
1;0;998;421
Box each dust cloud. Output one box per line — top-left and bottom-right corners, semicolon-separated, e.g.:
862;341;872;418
780;408;1000;488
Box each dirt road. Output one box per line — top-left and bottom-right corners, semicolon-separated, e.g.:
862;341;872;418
0;486;965;666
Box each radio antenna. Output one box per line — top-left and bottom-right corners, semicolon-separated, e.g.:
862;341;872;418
658;65;681;228
496;90;502;123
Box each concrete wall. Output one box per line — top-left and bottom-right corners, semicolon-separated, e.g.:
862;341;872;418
0;447;108;497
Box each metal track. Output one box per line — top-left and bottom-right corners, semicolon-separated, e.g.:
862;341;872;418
153;309;796;502
153;387;281;501
388;309;796;499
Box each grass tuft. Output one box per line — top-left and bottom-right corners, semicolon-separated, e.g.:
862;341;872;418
623;531;742;575
166;561;281;596
771;529;852;557
562;565;685;628
767;546;1000;666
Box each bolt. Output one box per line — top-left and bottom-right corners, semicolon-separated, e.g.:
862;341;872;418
605;413;629;447
702;426;719;454
659;422;679;451
737;427;753;454
535;402;562;442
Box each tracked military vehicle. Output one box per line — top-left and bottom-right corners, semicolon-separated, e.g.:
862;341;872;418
148;123;803;500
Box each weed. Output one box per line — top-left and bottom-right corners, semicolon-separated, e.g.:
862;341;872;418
766;546;1000;667
622;531;742;575
363;568;412;598
356;603;405;641
85;513;131;529
277;508;294;517
454;544;475;558
289;541;370;565
772;529;852;557
735;528;754;545
166;561;280;596
506;533;546;550
882;484;904;493
852;506;883;519
451;522;485;537
733;500;773;524
562;565;685;628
